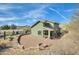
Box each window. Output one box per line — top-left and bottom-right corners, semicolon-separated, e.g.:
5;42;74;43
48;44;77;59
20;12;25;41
43;30;48;35
38;31;41;35
43;23;50;27
43;23;52;28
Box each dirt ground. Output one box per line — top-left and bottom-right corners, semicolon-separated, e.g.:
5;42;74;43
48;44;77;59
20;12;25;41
0;35;60;55
0;32;79;55
19;35;60;48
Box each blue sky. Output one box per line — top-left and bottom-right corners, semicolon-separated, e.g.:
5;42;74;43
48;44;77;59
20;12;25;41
0;3;78;26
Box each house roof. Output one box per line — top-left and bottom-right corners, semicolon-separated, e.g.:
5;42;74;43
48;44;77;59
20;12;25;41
31;20;59;28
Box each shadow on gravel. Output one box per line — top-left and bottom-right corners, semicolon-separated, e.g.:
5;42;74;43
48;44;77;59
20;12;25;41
0;46;12;55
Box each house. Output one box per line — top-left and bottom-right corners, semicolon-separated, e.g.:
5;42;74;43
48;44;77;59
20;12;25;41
31;20;61;39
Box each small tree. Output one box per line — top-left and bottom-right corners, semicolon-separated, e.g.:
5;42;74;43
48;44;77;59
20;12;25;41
10;24;17;29
1;25;10;30
9;36;14;41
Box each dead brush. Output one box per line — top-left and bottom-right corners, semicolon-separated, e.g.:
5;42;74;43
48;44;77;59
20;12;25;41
25;47;39;51
0;40;10;49
9;36;14;41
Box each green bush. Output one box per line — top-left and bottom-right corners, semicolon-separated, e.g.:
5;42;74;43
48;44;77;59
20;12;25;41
0;24;17;30
1;25;10;30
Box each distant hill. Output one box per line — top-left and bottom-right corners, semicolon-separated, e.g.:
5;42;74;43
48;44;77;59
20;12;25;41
17;25;31;30
0;25;31;30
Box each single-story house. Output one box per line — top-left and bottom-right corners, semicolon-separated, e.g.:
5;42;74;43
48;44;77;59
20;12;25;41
31;20;61;39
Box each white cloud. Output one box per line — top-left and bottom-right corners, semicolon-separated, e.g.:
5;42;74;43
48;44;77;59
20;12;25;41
64;8;79;12
24;10;45;19
0;4;51;25
0;4;23;21
0;4;50;22
64;9;74;12
0;6;12;10
0;4;21;11
0;17;18;21
24;5;49;20
7;22;19;26
32;19;37;22
49;8;68;21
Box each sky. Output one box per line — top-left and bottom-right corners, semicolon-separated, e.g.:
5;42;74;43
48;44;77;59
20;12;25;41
0;3;78;26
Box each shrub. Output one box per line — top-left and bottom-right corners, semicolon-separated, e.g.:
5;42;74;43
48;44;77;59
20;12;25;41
9;36;14;41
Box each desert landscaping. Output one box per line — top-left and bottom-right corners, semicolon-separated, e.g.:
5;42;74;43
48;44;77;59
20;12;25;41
0;18;79;55
0;3;79;55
